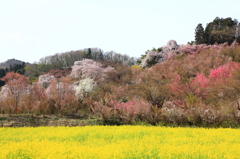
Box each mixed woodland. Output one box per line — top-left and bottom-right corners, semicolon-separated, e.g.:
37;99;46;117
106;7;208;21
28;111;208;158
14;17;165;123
0;17;240;127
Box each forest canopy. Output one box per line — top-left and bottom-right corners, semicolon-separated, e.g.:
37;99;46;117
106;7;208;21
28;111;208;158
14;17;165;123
195;17;240;45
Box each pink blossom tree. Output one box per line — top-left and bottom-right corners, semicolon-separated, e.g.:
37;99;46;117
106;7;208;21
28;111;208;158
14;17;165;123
70;59;113;80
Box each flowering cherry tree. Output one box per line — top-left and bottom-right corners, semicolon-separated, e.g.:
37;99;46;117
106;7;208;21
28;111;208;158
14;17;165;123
70;59;113;80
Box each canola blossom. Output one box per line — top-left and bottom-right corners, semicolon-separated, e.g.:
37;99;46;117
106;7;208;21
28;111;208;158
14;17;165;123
0;126;240;158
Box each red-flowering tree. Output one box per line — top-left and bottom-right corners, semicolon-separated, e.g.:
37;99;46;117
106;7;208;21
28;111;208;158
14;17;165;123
48;68;72;79
1;72;29;114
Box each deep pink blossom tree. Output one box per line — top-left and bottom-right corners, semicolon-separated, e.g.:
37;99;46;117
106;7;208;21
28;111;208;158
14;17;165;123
210;62;240;78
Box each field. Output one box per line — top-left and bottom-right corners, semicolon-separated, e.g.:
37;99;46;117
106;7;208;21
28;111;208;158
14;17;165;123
0;126;240;159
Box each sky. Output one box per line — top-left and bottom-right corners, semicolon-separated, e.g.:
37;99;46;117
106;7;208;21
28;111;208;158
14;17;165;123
0;0;239;63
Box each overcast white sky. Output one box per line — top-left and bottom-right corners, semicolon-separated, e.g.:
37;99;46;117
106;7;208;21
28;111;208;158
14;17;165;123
0;0;239;63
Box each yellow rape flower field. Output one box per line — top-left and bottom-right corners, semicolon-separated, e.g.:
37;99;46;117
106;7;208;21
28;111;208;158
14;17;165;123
0;126;240;159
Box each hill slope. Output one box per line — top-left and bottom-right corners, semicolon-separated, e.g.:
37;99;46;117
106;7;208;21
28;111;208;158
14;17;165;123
0;59;30;69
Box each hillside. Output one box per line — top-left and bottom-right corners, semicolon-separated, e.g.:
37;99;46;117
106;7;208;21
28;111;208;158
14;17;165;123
0;41;240;127
0;58;30;69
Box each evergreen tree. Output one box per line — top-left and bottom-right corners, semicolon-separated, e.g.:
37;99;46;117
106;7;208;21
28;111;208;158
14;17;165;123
0;69;6;86
6;62;26;75
5;67;9;73
86;48;92;59
10;65;13;72
0;69;6;78
0;80;5;87
195;23;205;44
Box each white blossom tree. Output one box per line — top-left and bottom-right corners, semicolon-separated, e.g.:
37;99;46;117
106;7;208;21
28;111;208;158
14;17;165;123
76;78;96;98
